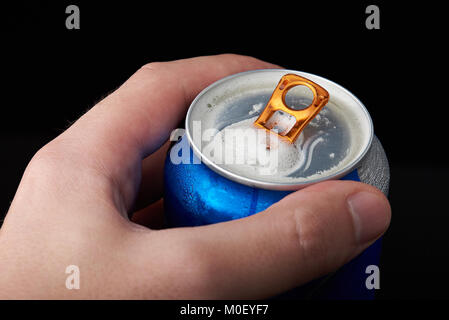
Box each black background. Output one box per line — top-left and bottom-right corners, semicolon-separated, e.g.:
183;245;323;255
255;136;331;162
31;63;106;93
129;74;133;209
0;1;447;299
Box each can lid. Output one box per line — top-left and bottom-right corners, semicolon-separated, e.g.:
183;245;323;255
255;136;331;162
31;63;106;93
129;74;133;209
186;69;373;190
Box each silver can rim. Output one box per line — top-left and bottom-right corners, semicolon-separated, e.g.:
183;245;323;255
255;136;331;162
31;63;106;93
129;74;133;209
185;69;374;191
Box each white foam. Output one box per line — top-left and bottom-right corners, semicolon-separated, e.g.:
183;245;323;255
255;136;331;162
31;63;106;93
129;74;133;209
204;115;340;181
248;103;263;115
264;110;296;135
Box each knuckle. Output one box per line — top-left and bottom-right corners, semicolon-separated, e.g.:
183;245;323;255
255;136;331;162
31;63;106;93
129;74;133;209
25;142;65;177
288;207;336;272
139;61;166;74
13;141;73;206
23;139;89;187
133;62;174;90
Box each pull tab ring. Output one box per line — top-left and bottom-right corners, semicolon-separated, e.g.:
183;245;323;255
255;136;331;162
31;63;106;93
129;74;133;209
254;74;330;143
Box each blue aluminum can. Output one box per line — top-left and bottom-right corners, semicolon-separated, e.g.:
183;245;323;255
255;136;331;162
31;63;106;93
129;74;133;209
164;70;389;299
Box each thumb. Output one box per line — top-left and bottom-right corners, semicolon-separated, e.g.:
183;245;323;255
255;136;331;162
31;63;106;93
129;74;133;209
262;180;391;283
160;180;391;298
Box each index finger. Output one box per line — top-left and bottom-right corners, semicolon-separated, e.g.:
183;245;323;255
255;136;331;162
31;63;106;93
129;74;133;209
51;54;280;211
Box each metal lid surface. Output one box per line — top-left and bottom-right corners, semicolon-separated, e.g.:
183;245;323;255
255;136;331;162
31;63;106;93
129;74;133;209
186;69;373;190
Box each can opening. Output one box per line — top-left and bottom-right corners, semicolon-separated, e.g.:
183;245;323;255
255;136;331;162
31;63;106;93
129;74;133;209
263;110;296;136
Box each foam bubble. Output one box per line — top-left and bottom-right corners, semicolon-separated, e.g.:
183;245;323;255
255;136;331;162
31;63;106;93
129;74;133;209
204;115;339;181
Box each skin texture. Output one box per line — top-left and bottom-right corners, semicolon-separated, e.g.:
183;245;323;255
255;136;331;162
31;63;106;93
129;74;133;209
0;54;391;299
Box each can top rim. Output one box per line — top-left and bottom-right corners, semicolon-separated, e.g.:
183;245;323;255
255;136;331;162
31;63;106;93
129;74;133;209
185;69;374;191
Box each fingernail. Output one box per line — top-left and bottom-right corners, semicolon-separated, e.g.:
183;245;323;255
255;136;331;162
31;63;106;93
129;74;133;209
347;191;390;244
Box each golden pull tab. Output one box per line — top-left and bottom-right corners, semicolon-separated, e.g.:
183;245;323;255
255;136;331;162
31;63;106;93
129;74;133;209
254;74;330;143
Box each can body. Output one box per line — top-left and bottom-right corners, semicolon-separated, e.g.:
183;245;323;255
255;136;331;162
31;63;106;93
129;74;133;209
164;134;389;299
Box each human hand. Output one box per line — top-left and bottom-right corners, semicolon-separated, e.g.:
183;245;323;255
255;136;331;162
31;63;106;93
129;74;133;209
0;54;391;299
